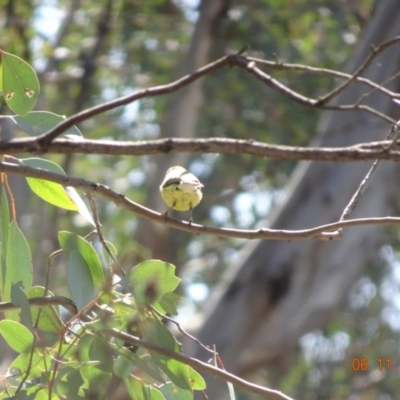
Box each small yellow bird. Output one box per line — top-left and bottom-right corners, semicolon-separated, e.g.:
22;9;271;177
159;166;204;222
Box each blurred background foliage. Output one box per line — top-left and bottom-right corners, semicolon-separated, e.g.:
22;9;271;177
2;0;399;399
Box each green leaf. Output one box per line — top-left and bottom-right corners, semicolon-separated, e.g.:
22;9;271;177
21;158;80;211
12;111;82;137
11;348;52;383
159;382;193;400
3;220;33;320
0;320;34;353
26;177;79;210
89;336;113;366
113;355;134;379
59;231;104;310
150;356;192;391
143;318;180;353
22;157;66;175
1;188;10;250
11;282;33;330
143;386;166;400
0;188;10;296
123;376;142;400
55;367;83;399
79;362;112;396
186;367;206;390
31;388;60;400
156;292;181;316
1;51;39;115
27;286;62;333
129;260;180;306
59;231;104;285
66;250;95;311
114;348;165;384
143;319;192;390
124;377;166;400
76;334;94;362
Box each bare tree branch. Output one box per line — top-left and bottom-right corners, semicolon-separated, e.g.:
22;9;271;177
2;162;400;241
32;36;400;145
35;55;232;145
247;57;400;100
2;136;400;161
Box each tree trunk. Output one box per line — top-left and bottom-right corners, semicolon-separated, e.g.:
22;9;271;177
188;0;400;397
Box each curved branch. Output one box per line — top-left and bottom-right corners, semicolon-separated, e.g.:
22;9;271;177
318;35;400;103
0;295;78;315
32;36;400;145
247;57;400;100
36;55;231;145
2;162;400;241
229;55;397;124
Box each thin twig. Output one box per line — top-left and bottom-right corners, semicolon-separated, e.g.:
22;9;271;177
150;306;216;355
318;35;400;104
231;55;397;125
86;192;125;276
339;123;400;221
247;56;400;100
29;37;400;146
0;295;78;314
107;328;295;400
36;55;232;145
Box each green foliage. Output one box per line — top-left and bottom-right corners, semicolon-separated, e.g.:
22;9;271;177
19;158;94;225
0;45;208;394
0;206;204;399
22;158;80;211
2;220;33;321
129;260;181;306
0;50;39;115
0;320;34;353
59;231;105;310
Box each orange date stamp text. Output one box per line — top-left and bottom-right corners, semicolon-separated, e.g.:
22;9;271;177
351;358;391;371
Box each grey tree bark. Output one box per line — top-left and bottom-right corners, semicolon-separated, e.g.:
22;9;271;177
187;0;400;397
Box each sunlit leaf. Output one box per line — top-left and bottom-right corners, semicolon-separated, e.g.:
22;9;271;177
156;292;181;316
21;158;80;211
159;382;193;400
0;320;34;353
150;355;192;392
129;260;180;306
124;376;166;400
